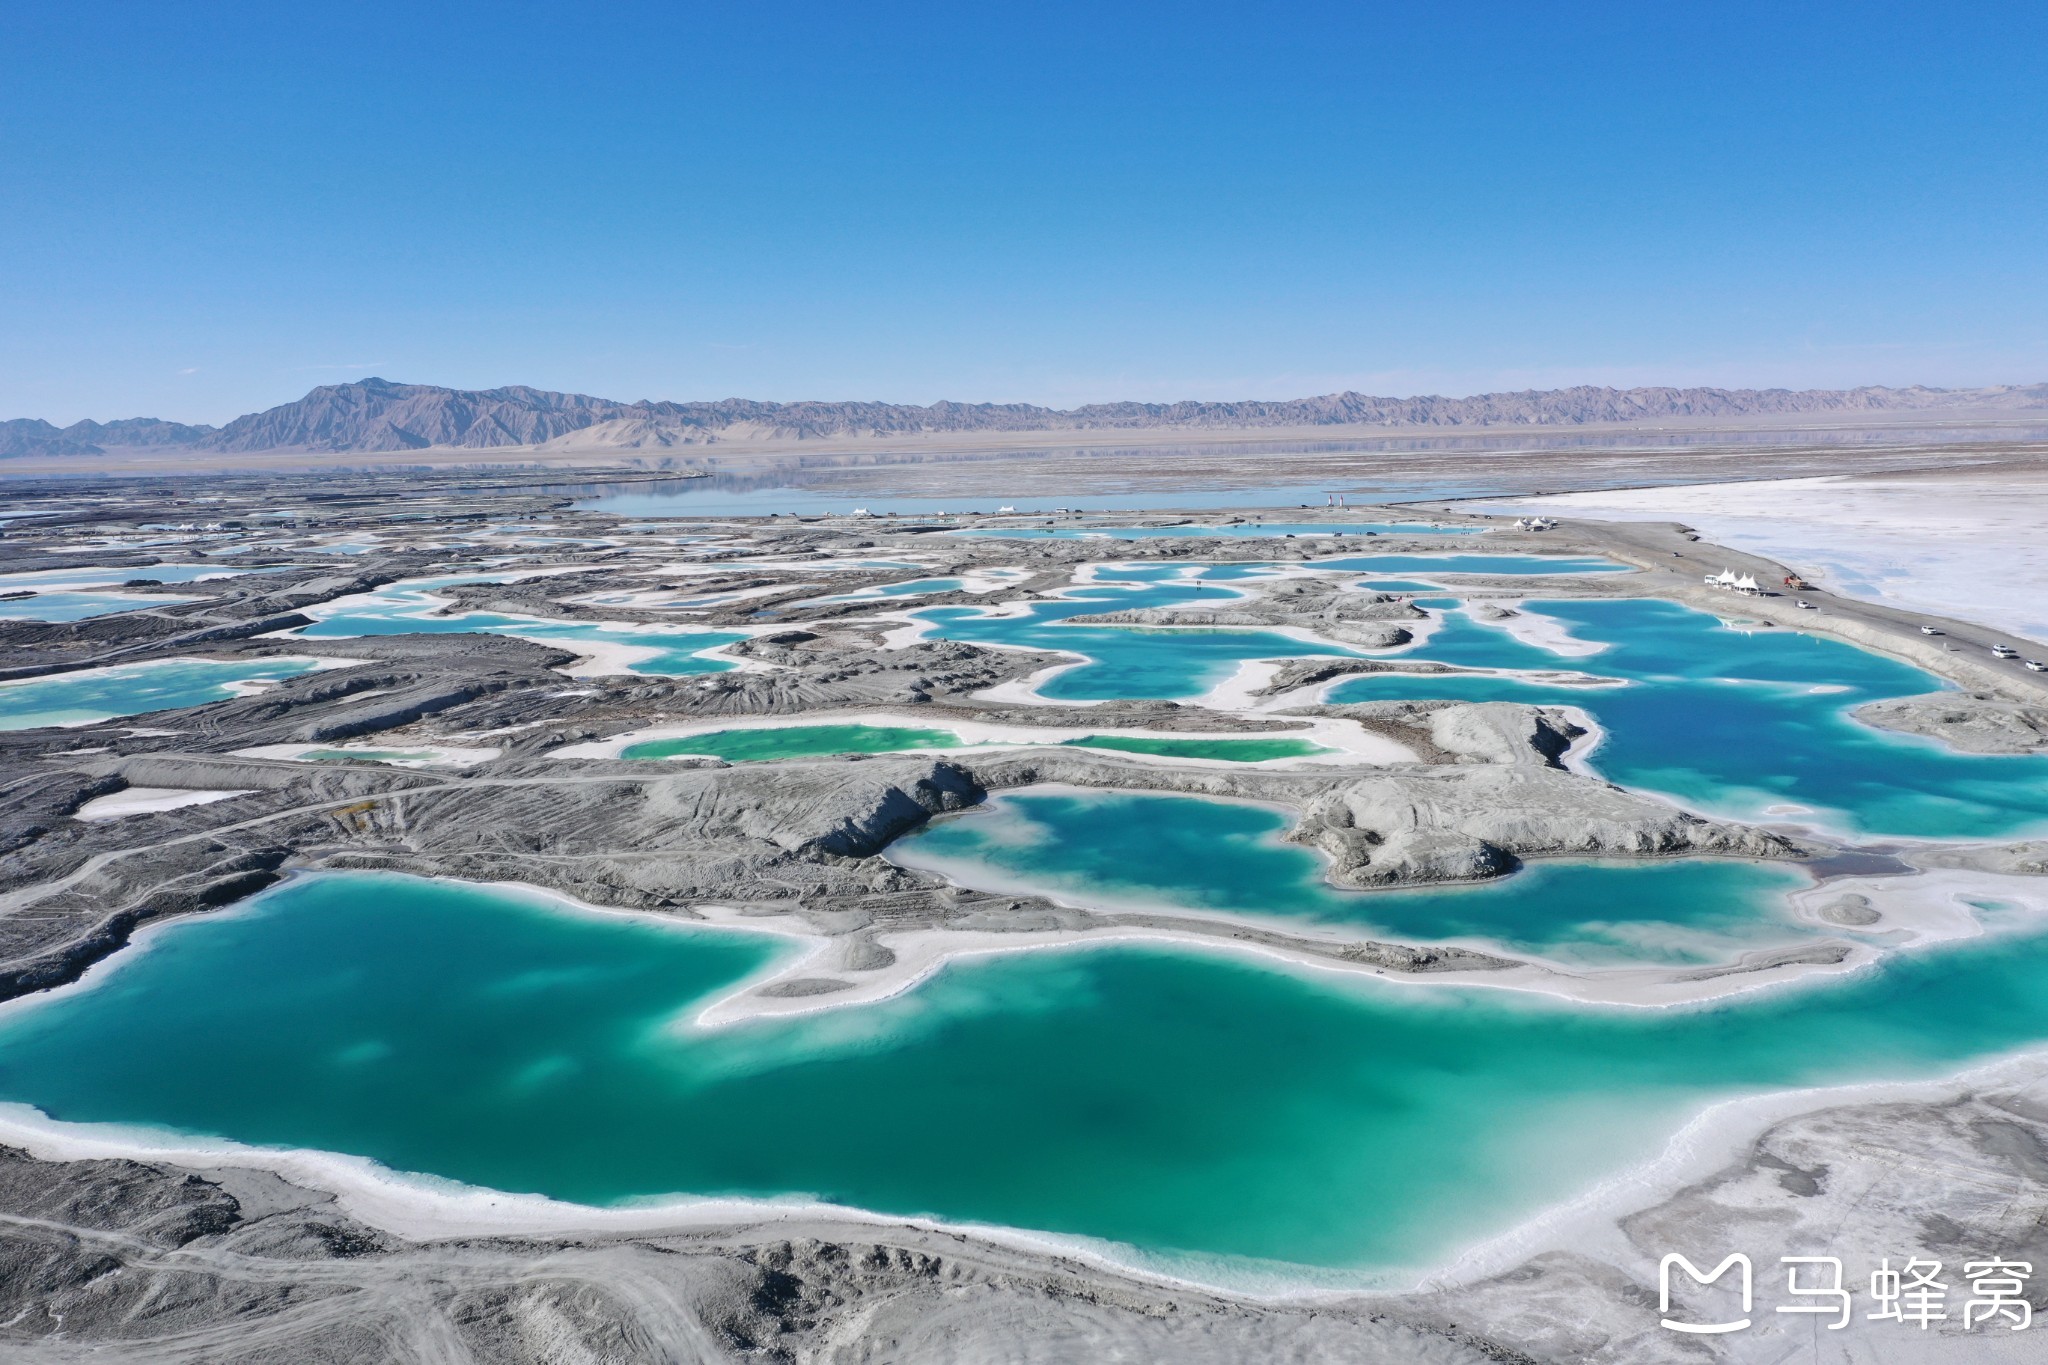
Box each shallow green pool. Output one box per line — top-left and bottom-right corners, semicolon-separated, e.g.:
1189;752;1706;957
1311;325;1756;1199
622;724;965;761
1058;734;1330;762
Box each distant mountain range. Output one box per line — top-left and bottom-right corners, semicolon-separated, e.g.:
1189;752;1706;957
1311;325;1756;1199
0;415;220;459
8;376;2048;457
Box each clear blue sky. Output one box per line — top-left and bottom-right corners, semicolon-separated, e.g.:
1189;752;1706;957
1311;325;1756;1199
4;1;2045;423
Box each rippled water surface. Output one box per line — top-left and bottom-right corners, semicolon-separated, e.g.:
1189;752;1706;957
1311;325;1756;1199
4;872;2047;1278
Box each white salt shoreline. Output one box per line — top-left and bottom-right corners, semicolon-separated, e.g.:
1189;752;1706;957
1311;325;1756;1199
283;573;771;680
73;786;254;820
3;872;2046;1306
231;742;503;769
0;1098;1406;1298
1476;598;1609;657
9;1052;2035;1305
1423;1045;2048;1294
552;706;1413;768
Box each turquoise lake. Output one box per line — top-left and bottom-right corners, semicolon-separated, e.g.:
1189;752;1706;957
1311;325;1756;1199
907;559;1624;700
0;657;324;731
913;578;1359;700
297;579;746;676
1329;598;2048;839
894;789;1818;965
5;871;2048;1279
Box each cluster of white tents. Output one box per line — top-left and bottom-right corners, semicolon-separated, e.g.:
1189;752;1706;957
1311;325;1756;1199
1705;568;1763;594
1512;516;1558;531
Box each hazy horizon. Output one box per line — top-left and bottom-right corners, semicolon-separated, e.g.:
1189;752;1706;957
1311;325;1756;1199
15;373;2048;436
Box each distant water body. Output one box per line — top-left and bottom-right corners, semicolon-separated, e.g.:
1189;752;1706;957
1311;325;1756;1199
555;419;2048;517
0;590;201;622
6;872;2048;1280
573;481;1372;518
295;578;745;677
0;564;258;592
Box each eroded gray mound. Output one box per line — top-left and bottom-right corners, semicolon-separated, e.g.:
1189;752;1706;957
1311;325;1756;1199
1855;690;2048;754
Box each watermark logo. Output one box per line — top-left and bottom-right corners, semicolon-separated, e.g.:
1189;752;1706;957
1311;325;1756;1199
1779;1256;1851;1330
1659;1254;1751;1334
1658;1252;2033;1334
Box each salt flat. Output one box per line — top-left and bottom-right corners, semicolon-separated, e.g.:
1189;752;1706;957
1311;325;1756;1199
1484;469;2048;645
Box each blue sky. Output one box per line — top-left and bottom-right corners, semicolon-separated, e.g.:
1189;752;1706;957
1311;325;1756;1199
3;1;2045;423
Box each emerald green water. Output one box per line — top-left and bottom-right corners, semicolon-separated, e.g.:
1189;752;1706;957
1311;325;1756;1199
1058;734;1331;762
895;790;1814;963
4;871;2047;1277
1328;598;2048;838
623;724;965;762
0;657;323;731
619;726;1328;764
